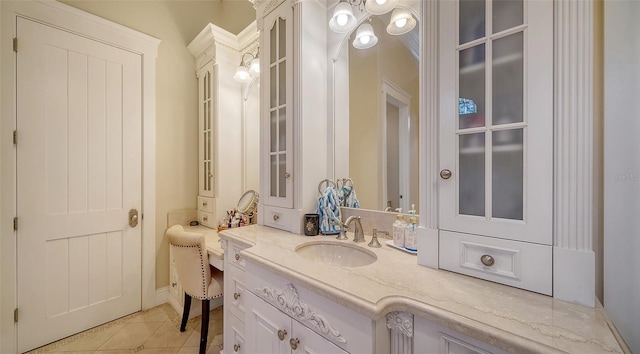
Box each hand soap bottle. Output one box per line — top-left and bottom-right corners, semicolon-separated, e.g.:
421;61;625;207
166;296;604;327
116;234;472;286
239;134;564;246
405;205;418;251
392;208;407;247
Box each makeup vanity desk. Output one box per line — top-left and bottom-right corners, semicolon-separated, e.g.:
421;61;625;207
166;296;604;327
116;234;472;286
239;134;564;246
180;224;225;271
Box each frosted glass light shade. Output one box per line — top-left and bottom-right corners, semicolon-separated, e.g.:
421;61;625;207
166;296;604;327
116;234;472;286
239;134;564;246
233;66;252;83
365;0;398;15
353;23;378;49
249;57;260;76
387;8;416;35
329;2;357;33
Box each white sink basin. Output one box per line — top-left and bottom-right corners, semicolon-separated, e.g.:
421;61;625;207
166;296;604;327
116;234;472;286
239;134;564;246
295;241;377;267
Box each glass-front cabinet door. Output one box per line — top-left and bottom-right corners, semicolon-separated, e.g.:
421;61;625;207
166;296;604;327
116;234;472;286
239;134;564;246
262;3;293;208
439;0;552;244
198;64;215;198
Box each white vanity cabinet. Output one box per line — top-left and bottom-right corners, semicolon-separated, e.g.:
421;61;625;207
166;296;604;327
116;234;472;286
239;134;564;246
437;0;553;295
244;261;374;354
222;240;249;354
413;316;510;354
256;0;328;234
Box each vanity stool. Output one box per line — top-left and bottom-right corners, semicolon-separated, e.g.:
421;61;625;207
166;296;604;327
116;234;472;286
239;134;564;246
167;225;224;354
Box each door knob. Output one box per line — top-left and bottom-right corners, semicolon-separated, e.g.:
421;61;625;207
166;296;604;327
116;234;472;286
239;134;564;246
129;209;139;227
289;338;300;350
440;169;452;179
277;329;287;341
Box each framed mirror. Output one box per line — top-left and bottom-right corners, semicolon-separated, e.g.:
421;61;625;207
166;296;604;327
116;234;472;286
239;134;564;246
329;0;420;213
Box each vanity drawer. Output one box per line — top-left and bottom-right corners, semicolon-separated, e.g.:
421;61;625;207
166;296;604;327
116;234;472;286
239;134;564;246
226;312;245;354
261;205;296;232
245;262;373;354
197;196;214;213
226;262;246;321
228;242;247;270
198;211;214;228
439;231;552;295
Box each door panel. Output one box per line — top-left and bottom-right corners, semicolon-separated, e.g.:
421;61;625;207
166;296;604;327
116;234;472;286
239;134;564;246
16;17;142;352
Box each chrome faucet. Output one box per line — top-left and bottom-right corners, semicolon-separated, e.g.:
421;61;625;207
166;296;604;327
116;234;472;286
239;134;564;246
343;215;365;243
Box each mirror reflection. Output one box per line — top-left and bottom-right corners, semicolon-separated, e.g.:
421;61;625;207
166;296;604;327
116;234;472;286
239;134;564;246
336;13;420;213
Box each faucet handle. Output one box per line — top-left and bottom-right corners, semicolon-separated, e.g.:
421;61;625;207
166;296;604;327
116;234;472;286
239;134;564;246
368;228;387;248
331;219;348;240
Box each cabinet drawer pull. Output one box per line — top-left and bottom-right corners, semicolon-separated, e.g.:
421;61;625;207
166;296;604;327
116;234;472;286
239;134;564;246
289;338;300;350
235;253;240;261
233;344;240;352
440;169;452;179
481;254;495;266
273;214;280;221
202;201;208;207
233;292;240;300
203;216;208;222
284;172;291;179
277;329;287;341
171;282;177;287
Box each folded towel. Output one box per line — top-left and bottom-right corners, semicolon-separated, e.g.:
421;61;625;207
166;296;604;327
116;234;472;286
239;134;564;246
339;185;360;208
318;186;341;235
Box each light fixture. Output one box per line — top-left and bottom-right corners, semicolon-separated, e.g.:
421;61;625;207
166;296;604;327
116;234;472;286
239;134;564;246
233;49;260;84
364;0;398;15
386;7;416;35
329;2;357;33
352;23;378;49
329;0;416;49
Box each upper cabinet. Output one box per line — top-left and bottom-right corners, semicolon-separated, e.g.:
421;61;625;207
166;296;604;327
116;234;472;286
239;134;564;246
437;0;553;295
256;0;328;234
189;23;259;228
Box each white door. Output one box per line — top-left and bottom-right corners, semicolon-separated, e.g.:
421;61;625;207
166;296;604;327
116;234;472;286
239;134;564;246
16;17;142;352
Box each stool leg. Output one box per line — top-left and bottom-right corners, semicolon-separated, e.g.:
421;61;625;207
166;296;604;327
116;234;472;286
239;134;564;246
181;293;191;332
199;299;210;354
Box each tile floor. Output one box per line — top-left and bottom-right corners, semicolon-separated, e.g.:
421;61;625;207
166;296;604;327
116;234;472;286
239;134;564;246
26;303;224;354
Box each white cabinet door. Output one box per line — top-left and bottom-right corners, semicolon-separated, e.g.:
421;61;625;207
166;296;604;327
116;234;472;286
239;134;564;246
245;291;291;354
438;0;553;245
261;2;294;209
197;63;216;198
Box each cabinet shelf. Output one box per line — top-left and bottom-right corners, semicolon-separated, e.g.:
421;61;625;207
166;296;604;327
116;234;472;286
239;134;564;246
459;144;522;155
459;53;523;75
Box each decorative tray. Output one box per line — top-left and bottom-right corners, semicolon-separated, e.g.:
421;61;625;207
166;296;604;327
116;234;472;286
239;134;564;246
386;240;417;255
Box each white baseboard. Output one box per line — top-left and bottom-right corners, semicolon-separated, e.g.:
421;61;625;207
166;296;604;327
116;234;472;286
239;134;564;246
155;286;169;306
554;247;595;307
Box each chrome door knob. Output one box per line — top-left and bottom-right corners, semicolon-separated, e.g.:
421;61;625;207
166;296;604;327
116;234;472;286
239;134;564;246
440;169;452;179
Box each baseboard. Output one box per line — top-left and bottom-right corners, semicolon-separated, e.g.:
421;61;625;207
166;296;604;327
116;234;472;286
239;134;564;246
155;286;169;306
553;247;595;307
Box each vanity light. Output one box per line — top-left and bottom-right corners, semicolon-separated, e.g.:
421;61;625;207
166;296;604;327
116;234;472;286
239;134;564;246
364;0;398;15
386;8;416;35
352;23;378;49
329;2;357;33
233;50;260;84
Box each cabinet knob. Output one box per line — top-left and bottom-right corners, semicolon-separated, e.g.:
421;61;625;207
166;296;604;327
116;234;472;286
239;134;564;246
233;292;240;300
208;173;213;178
277;329;287;341
284;172;291;179
235;253;240;261
233;344;241;352
171;282;177;287
289;338;300;350
440;169;452;180
202;201;208;207
481;254;495;267
203;216;208;222
273;214;280;222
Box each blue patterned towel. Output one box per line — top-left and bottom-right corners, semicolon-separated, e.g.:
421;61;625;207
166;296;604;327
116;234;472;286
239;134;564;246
339;185;360;208
318;186;341;235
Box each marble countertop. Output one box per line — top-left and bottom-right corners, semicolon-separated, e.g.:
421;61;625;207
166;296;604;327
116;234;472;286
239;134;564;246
219;224;624;354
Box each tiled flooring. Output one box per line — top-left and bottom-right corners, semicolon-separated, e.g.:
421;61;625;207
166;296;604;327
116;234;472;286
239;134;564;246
26;303;224;354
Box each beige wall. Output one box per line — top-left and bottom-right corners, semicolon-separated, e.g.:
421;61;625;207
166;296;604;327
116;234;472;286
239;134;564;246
59;0;255;290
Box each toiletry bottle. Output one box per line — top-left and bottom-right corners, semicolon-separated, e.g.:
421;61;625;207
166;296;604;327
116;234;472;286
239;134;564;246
392;208;407;247
405;205;418;251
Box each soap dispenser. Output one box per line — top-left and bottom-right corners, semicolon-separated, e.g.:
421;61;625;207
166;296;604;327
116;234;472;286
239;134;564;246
392;208;407;247
405;205;418;251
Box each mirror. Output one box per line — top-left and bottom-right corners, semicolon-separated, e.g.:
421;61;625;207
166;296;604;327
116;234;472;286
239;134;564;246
331;3;420;213
237;190;260;215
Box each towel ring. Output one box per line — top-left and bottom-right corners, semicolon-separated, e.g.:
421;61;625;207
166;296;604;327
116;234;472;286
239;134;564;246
318;179;337;194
